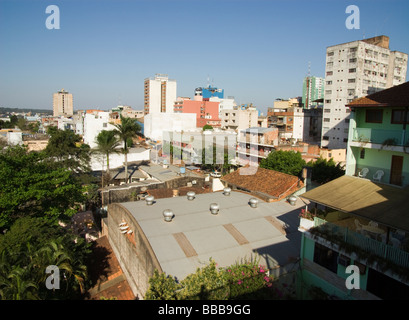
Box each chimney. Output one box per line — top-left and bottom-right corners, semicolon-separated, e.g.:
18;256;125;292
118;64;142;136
146;195;154;205
163;209;174;222
186;191;195;200
249;198;258;208
223;187;231;196
210;203;220;215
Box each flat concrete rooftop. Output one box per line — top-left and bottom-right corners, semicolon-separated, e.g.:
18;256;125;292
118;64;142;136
121;190;304;280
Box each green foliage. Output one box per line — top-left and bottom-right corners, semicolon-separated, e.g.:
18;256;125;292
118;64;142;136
0;145;84;230
202;125;213;131
260;150;306;176
113;116;142;183
306;157;345;184
144;270;181;300
0;217;91;300
177;259;228;300
44;127;91;173
113;116;141;153
201;145;233;174
145;258;294;300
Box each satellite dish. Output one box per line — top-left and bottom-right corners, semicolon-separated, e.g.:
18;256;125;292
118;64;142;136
141;187;147;192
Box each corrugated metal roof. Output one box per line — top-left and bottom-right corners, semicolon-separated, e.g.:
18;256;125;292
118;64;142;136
300;175;409;232
120;191;303;280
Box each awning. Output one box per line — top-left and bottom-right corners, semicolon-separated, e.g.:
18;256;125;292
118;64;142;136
300;175;409;232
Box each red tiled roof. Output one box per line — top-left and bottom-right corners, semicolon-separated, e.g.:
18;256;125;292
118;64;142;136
221;167;302;201
346;81;409;108
87;236;137;300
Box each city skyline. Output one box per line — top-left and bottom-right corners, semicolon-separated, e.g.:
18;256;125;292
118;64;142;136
1;0;408;114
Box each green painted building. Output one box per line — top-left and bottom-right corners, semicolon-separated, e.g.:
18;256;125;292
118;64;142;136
302;76;324;108
297;82;409;300
345;82;409;186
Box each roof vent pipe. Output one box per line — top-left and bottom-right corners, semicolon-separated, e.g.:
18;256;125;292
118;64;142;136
146;195;154;205
210;203;220;215
249;198;258;208
163;209;174;222
223;187;231;196
187;191;195;201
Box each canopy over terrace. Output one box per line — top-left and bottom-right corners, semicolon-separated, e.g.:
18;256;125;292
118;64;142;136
299;175;409;232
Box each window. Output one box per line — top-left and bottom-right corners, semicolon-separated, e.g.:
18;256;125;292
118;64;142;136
324;118;330;122
326;71;333;76
360;148;365;159
391;109;409;124
366;109;383;123
323;136;329;140
348;78;356;83
326;81;332;85
349;68;356;73
349;58;357;63
327;51;334;56
313;243;339;273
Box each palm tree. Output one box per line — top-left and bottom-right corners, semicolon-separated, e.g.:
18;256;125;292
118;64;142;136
36;240;88;297
113;115;142;184
0;251;39;300
93;130;121;187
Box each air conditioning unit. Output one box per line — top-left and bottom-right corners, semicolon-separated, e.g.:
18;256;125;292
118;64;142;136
337;255;351;267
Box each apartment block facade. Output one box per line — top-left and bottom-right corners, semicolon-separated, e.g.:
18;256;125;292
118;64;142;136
321;35;408;149
302;76;324;108
53;88;73;117
144;74;177;115
174;97;221;128
220;107;258;131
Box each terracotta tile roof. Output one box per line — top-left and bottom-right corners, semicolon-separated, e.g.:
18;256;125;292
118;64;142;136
221;167;302;201
346;81;409;108
147;185;211;199
86;236;137;300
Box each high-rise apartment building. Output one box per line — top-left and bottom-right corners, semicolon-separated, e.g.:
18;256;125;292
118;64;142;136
144;74;177;115
53;88;73;117
321;35;408;149
302;76;324;108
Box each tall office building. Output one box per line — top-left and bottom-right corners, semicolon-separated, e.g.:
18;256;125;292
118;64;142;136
321;35;408;149
144;74;177;115
302;76;324;108
53;88;73;117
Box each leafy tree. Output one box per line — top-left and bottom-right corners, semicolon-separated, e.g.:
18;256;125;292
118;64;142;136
144;258;293;300
93;130;121;187
307;157;345;184
44;126;91;173
0;146;84;230
0;217;91;300
202;124;213;131
201;144;234;175
113;116;142;183
259;150;306;176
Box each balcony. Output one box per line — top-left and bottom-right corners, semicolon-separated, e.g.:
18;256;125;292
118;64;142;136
300;215;409;273
351;128;409;151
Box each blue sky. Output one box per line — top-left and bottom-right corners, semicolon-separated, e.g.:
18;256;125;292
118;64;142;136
1;0;408;114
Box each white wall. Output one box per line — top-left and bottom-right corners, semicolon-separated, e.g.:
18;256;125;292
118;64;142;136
90;148;151;171
83;112;117;149
144;113;197;141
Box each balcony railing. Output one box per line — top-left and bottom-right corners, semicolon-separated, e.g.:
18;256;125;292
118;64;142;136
352;128;409;147
312;217;409;270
